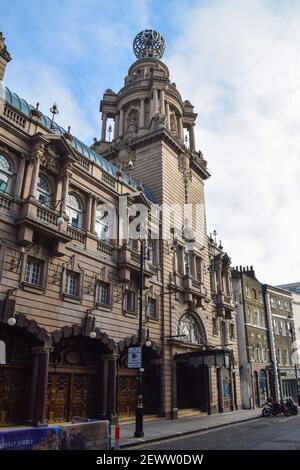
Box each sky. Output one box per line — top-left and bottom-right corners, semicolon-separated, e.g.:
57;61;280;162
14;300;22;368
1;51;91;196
1;0;299;285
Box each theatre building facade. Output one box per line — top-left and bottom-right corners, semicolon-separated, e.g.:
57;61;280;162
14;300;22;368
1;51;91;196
0;30;241;427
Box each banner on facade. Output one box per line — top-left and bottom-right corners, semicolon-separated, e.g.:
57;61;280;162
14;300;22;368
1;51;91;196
58;421;110;450
0;426;60;450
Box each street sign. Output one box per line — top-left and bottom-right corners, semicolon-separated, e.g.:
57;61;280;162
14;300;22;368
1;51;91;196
128;347;142;368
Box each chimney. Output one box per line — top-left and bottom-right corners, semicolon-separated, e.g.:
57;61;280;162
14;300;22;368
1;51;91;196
0;33;11;81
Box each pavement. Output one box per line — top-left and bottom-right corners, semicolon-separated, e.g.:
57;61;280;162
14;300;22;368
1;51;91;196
112;409;261;449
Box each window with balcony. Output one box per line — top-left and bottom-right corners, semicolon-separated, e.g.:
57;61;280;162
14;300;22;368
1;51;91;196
95;207;109;241
97;281;110;306
66;193;83;228
147;297;157;319
36;174;52;207
124;289;136;313
65;270;80;297
25;257;43;286
0;154;13;193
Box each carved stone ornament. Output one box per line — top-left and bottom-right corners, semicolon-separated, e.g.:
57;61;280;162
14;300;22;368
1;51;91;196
152;112;166;130
39;144;61;172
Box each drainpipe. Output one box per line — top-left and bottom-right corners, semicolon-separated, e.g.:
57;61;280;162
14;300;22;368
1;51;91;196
263;285;280;400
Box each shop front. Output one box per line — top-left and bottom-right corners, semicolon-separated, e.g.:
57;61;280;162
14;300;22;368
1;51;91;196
174;348;234;415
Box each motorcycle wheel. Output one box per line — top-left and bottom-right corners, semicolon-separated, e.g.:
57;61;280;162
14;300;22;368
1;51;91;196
292;408;298;415
284;410;291;417
262;408;271;417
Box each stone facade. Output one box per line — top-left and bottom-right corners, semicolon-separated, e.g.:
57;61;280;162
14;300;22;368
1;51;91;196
0;30;241;428
232;267;272;408
264;285;297;400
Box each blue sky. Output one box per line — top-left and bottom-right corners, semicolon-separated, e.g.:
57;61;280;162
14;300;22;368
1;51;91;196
1;0;300;284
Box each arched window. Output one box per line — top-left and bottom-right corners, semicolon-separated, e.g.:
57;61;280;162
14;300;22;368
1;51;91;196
36;174;51;206
178;314;205;345
95;207;109;241
66;193;82;228
0;155;13;193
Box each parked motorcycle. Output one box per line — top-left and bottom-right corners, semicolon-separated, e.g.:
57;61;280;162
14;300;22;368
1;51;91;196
261;398;291;417
284;396;298;415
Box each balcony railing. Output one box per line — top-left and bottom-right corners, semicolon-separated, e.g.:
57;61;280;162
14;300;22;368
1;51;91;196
0;191;13;214
97;240;114;256
36;206;59;227
67;225;86;244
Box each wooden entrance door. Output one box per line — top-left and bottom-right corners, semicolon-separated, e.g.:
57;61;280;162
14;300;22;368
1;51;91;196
118;375;137;416
46;372;98;423
46;373;70;423
0;366;29;426
70;373;98;419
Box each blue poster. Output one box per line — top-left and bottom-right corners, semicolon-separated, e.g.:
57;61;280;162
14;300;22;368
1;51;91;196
0;426;60;450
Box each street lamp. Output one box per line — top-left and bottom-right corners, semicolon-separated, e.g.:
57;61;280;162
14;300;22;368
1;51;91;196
134;237;145;438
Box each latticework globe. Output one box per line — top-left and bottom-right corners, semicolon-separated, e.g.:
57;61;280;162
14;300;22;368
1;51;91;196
133;29;166;60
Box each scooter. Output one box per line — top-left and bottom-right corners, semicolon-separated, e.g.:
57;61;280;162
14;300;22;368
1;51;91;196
284;396;298;415
261;398;291;417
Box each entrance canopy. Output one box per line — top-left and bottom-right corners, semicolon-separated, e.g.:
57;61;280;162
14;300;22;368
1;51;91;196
174;348;232;368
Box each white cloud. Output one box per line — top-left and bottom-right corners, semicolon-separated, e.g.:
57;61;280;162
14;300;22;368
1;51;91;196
168;0;300;284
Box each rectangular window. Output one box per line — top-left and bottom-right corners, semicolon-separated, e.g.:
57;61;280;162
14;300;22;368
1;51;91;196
25;258;42;286
253;309;258;325
212;318;218;336
252;288;257;300
229;323;235;339
247;306;252;323
283;349;289;365
277;348;282;365
148;298;157;319
65;270;80;297
97;281;109;305
245;286;250;298
125;289;136;313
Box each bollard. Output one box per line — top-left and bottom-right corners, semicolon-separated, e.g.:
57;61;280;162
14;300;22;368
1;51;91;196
114;424;120;450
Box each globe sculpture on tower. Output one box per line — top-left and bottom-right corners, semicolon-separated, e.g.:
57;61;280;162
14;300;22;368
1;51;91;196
133;29;166;60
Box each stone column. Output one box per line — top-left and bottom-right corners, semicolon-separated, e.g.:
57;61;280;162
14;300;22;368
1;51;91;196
61;170;70;213
160;90;165;115
139;98;145;128
189;124;196;151
101;113;107;142
90;196;97;233
153;88;159;114
217;261;223;293
31;346;50;427
55;177;63;210
165;101;170;129
86;194;93;232
178;117;184;139
27;350;40;425
100;356;109;418
107;355;118;422
29;156;40;198
113;114;119;140
171;360;178;419
14;156;26;197
118;109;124;137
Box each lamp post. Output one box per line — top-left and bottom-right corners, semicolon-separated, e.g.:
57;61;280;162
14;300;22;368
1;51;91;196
134;237;145;438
